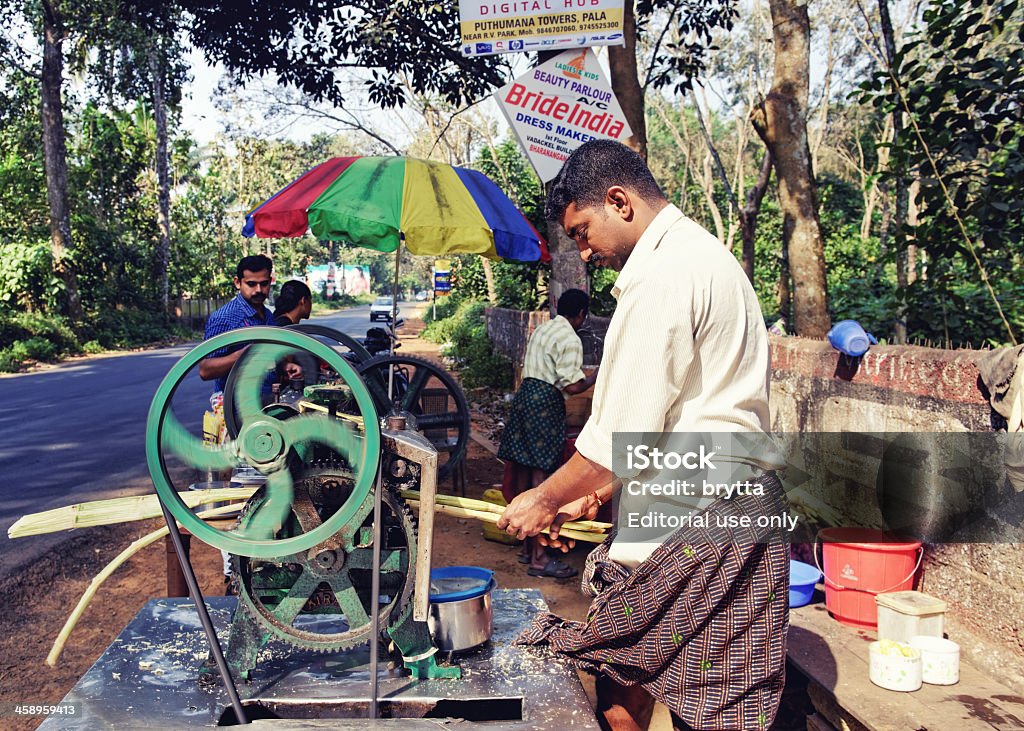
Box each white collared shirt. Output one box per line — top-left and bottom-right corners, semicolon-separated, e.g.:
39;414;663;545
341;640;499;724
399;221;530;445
572;204;774;565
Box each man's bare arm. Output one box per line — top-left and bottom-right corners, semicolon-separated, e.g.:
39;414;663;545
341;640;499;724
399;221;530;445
563;367;599;396
497;451;613;540
198;348;245;381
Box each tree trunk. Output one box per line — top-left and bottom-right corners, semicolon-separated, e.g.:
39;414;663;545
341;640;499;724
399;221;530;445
40;0;82;320
150;42;172;318
740;151;773;283
480;256;498;305
545;221;589;315
541;0;646;313
779;233;791;326
537;50;594;312
751;0;830;337
608;0;646;157
879;0;909;343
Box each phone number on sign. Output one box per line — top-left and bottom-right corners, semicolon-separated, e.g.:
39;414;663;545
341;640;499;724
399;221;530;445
0;702;79;716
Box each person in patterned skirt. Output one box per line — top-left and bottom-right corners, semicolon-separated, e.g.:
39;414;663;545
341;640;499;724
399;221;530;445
498;288;599;578
498;140;788;731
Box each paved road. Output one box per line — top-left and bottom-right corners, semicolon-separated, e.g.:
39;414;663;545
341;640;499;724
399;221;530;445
0;302;422;578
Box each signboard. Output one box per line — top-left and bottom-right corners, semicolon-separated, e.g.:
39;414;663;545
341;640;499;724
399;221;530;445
307;263;372;297
494;48;633;182
434;259;452;294
458;0;625;57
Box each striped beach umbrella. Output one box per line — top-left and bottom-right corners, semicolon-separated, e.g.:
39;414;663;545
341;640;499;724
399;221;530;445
242;156;548;262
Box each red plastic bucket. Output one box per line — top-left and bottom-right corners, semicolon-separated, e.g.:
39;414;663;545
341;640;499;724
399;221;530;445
815;528;922;629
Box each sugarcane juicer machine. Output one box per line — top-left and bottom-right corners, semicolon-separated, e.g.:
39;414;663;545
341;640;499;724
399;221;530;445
147;327;458;684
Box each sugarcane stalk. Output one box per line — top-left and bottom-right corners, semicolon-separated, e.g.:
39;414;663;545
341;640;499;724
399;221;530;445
403;498;605;544
46;503;242;667
399;489;611;533
9;488;259;539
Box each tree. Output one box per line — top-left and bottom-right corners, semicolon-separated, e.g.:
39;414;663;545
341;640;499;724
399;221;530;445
751;0;831;337
863;0;1023;345
39;0;83;320
877;0;912;343
175;0;510;109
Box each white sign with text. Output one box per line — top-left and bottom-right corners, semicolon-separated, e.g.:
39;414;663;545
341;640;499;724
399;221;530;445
494;48;633;182
458;0;625;57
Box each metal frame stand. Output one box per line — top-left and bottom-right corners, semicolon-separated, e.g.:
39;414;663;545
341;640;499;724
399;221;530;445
158;502;249;725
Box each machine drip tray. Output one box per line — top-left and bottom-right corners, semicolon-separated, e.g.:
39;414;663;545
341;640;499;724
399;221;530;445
219;696;524;724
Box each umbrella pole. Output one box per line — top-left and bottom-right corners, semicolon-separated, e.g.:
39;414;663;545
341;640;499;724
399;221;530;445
387;246;400;401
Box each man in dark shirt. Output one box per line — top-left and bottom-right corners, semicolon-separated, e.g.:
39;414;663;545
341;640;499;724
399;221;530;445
200;254;284;393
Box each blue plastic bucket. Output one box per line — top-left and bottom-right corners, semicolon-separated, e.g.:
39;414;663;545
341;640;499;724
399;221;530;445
790;559;822;608
429;566;495;603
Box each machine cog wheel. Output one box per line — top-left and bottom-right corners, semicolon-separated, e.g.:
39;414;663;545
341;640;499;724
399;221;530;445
230;477;418;654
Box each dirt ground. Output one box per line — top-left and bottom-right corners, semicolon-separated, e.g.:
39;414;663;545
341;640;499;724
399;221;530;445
0;323;596;731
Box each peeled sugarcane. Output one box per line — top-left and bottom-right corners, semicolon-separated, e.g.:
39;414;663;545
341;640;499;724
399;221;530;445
46;502;243;667
398;489;612;534
8;487;259;539
402;496;607;544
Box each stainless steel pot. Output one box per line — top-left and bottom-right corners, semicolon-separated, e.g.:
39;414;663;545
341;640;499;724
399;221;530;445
428;578;495;652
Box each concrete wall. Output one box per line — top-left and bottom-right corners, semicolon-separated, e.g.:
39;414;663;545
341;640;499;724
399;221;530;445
486;311;1024;690
485;307;609;372
770;337;1024;691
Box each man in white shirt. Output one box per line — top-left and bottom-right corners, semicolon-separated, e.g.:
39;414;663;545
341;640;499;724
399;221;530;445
498;140;788;731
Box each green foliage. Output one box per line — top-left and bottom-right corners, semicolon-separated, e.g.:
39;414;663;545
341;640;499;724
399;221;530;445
0;241;59;311
860;0;1024;345
818;175;897;337
588;267;618;318
428;299;512;389
421;296;460;342
0;311;81;372
64;102;164;309
0;71;49;246
477;138;546;232
170;158;243;298
80;308;188;349
312;289;366;308
446;255;546;311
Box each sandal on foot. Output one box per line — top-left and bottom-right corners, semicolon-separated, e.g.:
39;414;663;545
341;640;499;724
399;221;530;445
527;558;578;579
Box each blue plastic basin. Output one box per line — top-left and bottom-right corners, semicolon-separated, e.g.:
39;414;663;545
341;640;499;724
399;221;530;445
429;566;495;603
790;559;822;608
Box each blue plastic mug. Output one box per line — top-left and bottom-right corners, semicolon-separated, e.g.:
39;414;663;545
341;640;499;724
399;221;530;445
827;320;878;357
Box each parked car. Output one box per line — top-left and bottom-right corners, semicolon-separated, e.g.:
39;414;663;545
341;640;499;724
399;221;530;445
370;296;395;322
415;290;428;302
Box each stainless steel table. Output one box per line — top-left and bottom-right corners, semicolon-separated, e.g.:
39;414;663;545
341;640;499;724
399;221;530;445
42;589;599;729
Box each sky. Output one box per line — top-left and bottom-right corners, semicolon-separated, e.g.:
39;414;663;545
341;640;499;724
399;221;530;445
178;49;425;149
177;46;599;152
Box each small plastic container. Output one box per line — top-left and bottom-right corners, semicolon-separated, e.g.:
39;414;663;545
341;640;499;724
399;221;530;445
869;641;922;692
789;560;821;608
876;591;946;644
910;635;960;685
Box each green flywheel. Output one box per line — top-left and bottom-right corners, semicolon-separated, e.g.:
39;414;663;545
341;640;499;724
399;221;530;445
146;327;381;558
